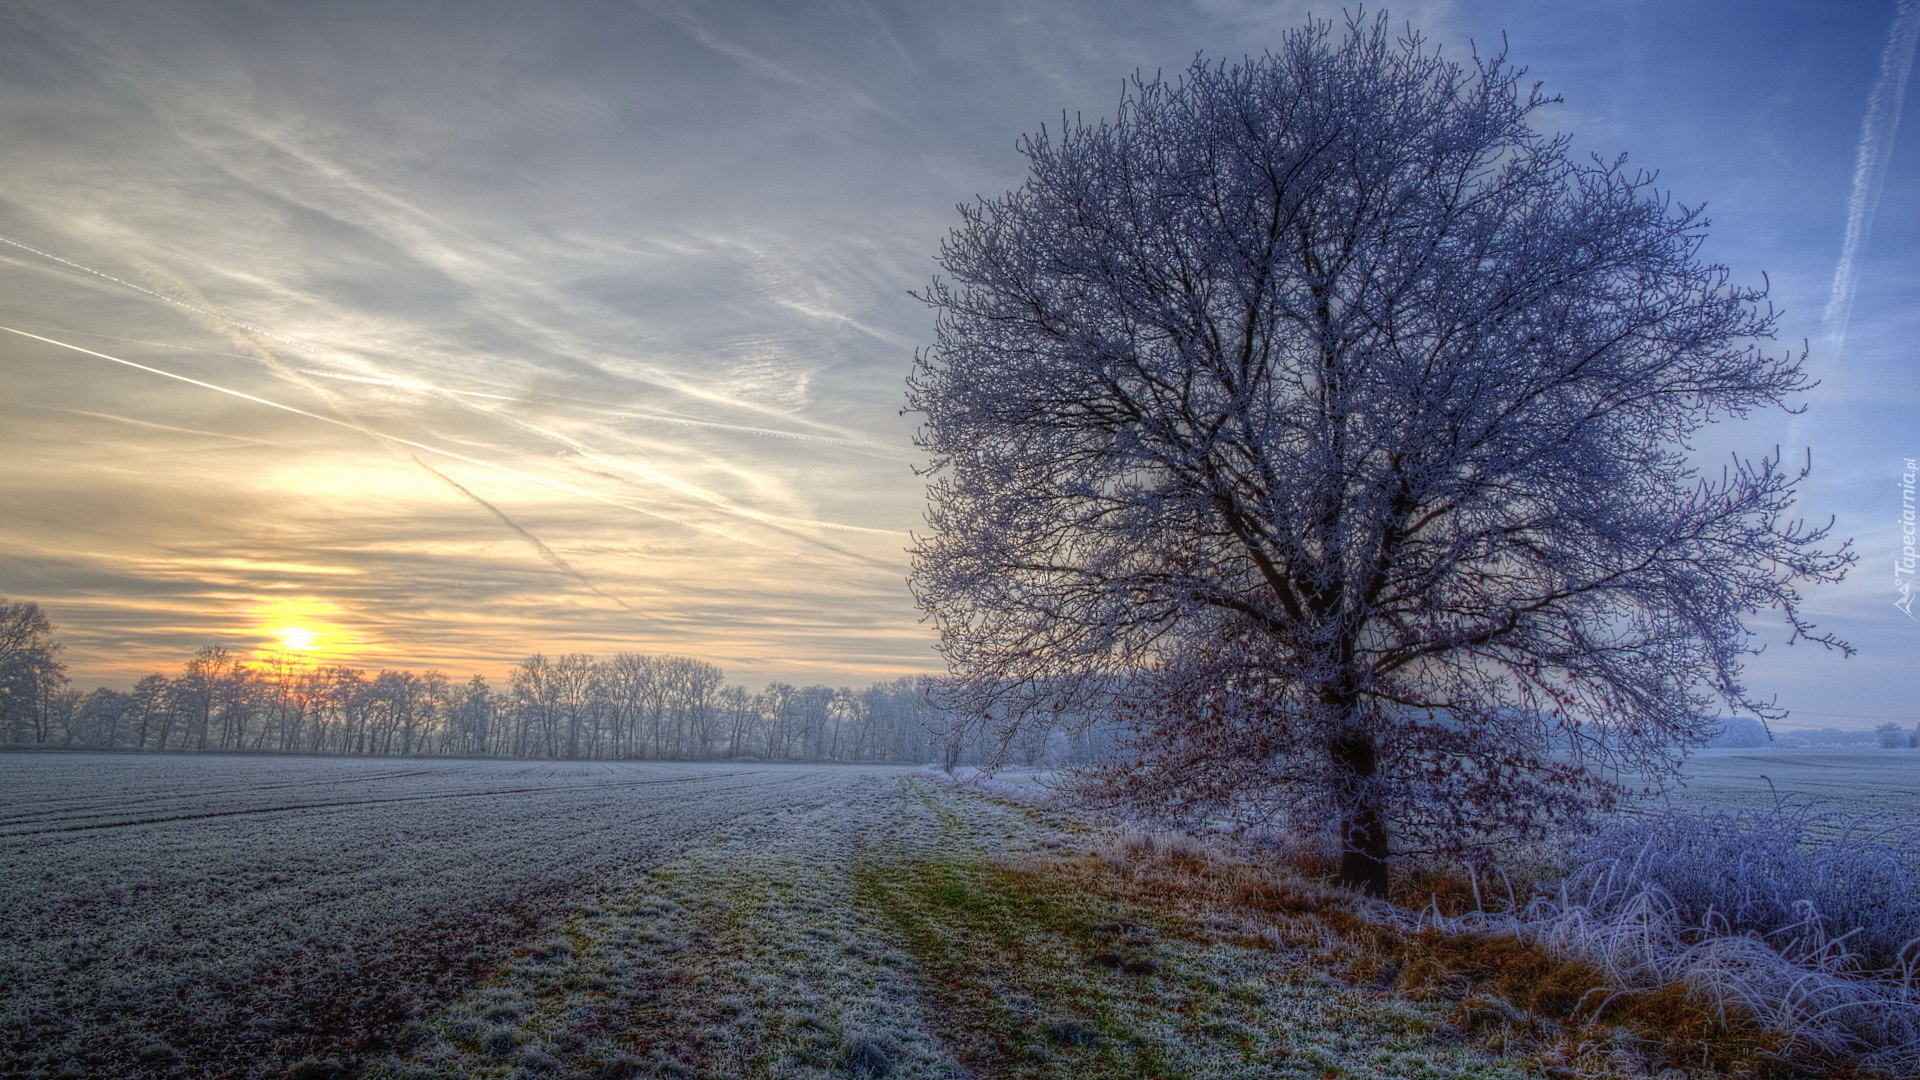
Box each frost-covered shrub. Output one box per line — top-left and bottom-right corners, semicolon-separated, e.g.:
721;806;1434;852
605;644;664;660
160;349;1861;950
1569;801;1920;976
933;765;1056;807
1416;802;1920;1073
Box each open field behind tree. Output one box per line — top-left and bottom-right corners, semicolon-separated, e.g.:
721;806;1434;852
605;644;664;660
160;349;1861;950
980;747;1920;831
1663;748;1920;831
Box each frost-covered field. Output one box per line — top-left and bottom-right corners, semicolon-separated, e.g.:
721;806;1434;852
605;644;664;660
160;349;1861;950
6;749;1910;1080
966;749;1920;833
0;753;915;1078
377;775;1539;1080
1667;748;1920;829
3;753;1564;1080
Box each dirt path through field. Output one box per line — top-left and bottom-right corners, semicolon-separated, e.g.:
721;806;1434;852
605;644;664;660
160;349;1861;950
378;768;1013;1079
377;777;1546;1080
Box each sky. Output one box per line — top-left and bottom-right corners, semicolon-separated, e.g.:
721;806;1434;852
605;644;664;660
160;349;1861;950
0;0;1913;727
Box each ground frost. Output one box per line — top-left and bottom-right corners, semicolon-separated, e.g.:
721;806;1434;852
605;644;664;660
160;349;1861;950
2;757;1701;1079
0;755;917;1079
378;776;983;1080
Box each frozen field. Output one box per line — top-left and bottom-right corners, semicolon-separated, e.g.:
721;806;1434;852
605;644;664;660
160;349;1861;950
2;754;1566;1080
3;749;1913;1080
0;753;916;1079
987;747;1920;831
1666;747;1920;830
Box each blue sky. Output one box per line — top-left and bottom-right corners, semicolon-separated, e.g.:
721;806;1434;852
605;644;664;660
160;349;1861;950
0;0;1912;728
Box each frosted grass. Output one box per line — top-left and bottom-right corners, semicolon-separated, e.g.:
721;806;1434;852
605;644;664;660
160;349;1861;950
381;777;1541;1080
1410;800;1920;1074
12;751;1860;1078
375;775;979;1079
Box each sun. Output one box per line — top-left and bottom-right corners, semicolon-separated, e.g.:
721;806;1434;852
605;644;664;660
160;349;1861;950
249;597;355;664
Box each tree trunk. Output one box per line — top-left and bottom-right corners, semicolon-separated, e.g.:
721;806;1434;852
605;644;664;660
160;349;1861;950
1330;731;1389;896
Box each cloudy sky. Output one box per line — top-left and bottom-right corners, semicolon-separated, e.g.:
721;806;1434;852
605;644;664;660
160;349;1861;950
0;0;1913;726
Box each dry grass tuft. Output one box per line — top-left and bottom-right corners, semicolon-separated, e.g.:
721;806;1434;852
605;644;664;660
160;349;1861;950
858;787;1539;1080
1022;824;1812;1078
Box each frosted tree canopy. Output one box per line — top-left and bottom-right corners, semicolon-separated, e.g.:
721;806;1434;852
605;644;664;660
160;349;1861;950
908;16;1853;893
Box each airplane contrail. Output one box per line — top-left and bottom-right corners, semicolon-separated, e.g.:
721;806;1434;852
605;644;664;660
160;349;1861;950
1824;0;1920;355
3;232;900;510
295;367;896;454
0;399;290;446
476;402;911;539
0;231;878;444
0;233;348;364
0;323;750;545
1;236;908;550
0;325;770;608
85;252;856;549
7;267;799;581
408;454;653;618
1;322;911;584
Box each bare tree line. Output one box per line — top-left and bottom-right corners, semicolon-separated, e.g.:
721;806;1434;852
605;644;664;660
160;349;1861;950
0;597;1113;764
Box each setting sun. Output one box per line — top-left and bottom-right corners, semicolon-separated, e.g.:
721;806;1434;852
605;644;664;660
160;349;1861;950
249;597;355;663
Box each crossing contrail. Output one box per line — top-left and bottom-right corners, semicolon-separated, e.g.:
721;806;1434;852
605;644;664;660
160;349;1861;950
0;238;907;556
0;323;745;544
0;231;880;446
409;455;652;618
0;233;343;362
1824;0;1920;355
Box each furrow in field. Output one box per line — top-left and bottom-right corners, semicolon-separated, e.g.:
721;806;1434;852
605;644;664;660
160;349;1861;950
0;754;912;1080
0;770;766;838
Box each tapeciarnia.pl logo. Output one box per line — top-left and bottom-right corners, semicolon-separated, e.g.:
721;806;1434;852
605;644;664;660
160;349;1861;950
1898;457;1917;619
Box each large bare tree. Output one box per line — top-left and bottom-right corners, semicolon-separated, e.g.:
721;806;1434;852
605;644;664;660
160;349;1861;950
907;18;1852;893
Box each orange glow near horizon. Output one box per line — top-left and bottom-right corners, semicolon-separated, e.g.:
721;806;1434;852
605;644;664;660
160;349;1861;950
250;597;355;664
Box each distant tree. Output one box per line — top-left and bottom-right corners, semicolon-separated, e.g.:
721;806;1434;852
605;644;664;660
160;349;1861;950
543;654;592;759
445;674;495;754
608;653;654;757
254;655;304;751
364;670;409;754
759;682;796;759
41;687;79;746
667;657;724;758
790;685;835;760
1706;717;1772;749
327;666;371;753
909;18;1852;892
508;654;562;757
129;674;170;749
1876;722;1915;749
174;646;235;751
0;598;67;743
69;687;133;747
717;683;756;758
413;670;452;754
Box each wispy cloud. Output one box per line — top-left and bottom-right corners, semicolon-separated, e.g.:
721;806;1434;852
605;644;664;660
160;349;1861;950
0;0;1909;714
0;398;289;446
0;325;756;542
409;454;651;618
1823;0;1919;354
